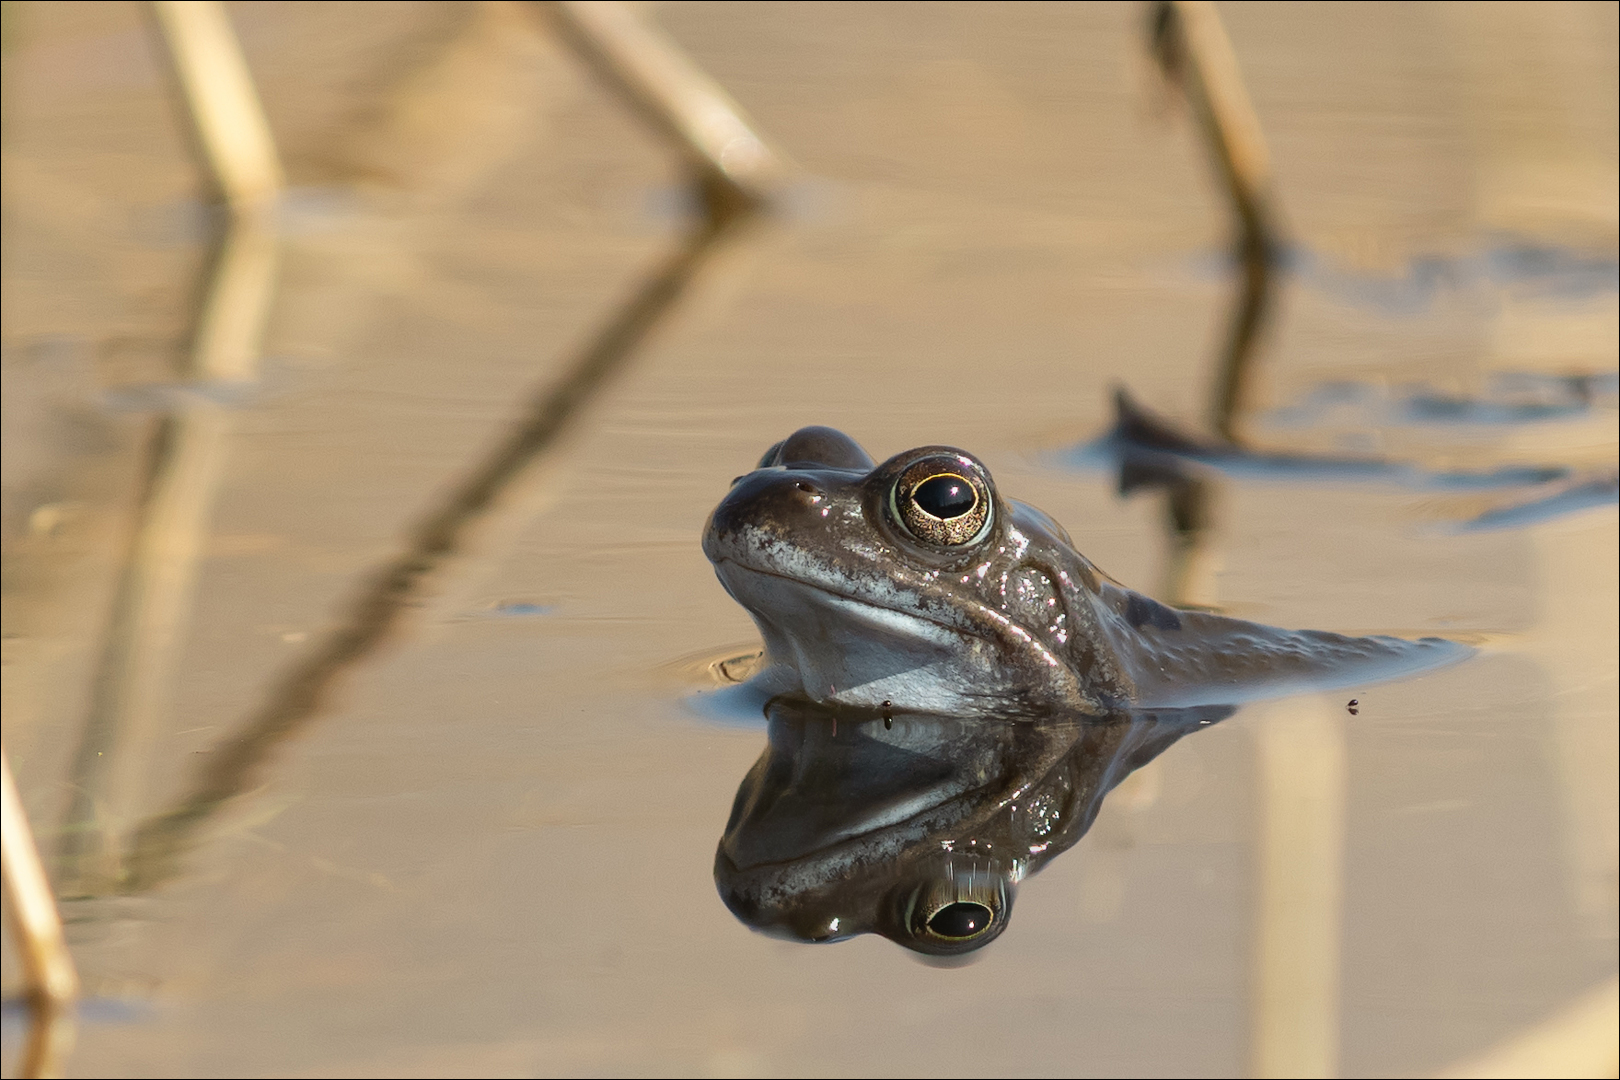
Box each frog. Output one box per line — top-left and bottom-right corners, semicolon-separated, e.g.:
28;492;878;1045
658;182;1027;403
702;425;1467;719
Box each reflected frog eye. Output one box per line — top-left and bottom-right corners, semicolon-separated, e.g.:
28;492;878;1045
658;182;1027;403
891;456;993;547
926;901;994;940
896;860;1009;955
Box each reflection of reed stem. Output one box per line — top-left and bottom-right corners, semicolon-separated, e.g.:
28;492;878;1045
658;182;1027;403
58;406;231;893
121;206;754;892
188;215;281;381
1250;699;1345;1079
1213;241;1272;445
1161;474;1221;609
3;749;80;1079
57;2;282;895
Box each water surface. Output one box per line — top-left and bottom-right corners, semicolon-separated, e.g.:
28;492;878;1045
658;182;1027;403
2;3;1615;1077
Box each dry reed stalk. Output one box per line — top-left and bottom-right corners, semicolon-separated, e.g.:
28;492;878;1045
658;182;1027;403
3;749;80;1078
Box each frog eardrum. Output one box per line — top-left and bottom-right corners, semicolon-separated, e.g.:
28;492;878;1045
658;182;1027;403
890;454;993;547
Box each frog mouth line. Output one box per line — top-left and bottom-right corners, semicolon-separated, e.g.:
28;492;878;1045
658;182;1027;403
722;778;992;871
720;777;1016;876
709;556;986;639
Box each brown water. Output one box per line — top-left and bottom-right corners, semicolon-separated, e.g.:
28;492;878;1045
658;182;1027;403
2;2;1616;1077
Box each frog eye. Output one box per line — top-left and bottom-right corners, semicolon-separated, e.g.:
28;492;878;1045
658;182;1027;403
925;902;994;940
894;857;1009;955
891;455;993;547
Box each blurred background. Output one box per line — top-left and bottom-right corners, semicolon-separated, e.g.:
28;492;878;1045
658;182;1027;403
1;2;1615;1076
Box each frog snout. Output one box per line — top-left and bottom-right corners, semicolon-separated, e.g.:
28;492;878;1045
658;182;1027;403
704;469;840;561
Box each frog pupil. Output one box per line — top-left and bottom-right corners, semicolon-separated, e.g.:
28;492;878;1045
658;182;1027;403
914;475;975;519
927;901;992;938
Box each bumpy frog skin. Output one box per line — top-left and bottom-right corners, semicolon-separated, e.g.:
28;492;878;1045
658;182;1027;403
703;426;1466;718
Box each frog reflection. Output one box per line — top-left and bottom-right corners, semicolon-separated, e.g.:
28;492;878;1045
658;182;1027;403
716;699;1229;955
